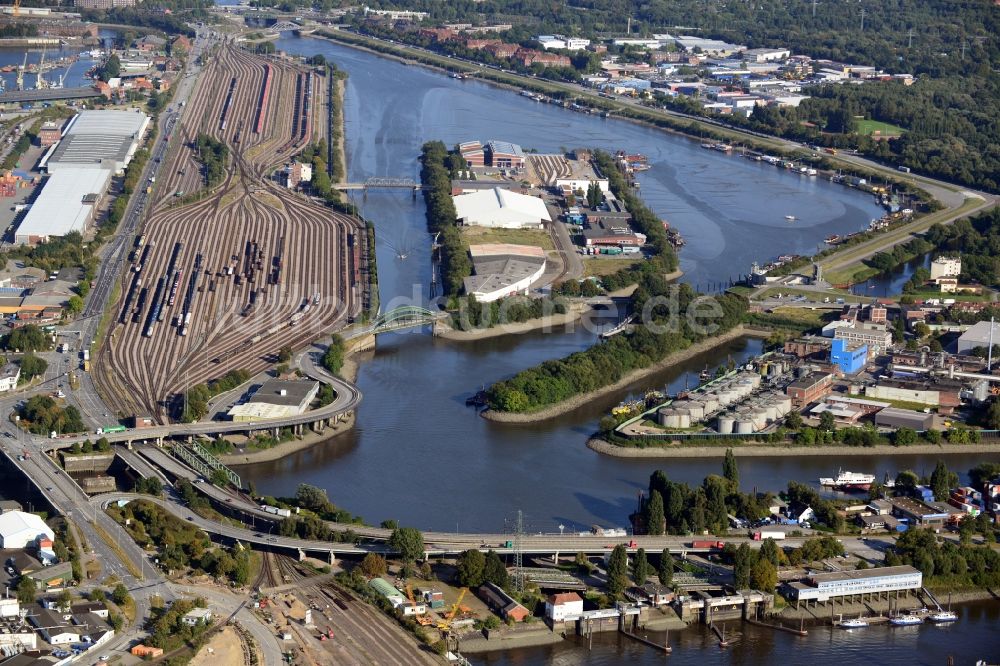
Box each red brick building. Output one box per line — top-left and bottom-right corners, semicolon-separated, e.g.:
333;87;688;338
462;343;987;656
785;372;833;408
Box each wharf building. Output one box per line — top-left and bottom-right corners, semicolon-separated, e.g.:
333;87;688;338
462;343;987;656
453;187;551;229
783;565;922;605
458;140;526;170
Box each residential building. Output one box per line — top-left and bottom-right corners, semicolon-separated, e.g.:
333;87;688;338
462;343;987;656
0;512;54;549
463;244;547;302
0;363;19;392
227;379;320;422
453;188;550;228
517;51;571;68
545;592;584;622
957;320;1000;354
783;565;922;602
625;583;674;606
74;0;137;8
830;338;867;374
856;513;898;532
182;608;214;626
785;372;833;408
929;256;961;281
479;582;530;622
485;43;519;59
833;322;892;357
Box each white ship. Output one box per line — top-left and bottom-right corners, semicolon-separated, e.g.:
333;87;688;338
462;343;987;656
840;618;868;628
889;615;923;626
819;469;875;491
929;610;958;623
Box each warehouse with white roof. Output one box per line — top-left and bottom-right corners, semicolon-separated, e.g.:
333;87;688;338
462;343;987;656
0;511;54;549
17;109;148;244
453;187;551;229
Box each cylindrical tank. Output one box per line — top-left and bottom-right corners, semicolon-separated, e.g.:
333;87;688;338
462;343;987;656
686;402;705;421
775;395;793;416
750;408;769;430
735;419;755;434
717;414;735;435
699;395;719;414
762;403;778;422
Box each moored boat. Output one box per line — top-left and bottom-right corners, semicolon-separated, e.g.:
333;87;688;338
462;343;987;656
890;615;923;626
929;610;958;623
819;469;875;491
840;618;868;629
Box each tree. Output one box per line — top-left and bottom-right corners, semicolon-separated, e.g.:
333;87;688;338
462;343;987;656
749;557;777;593
759;537;780;567
358;553;387;579
482;550;509;589
277;345;293;363
733;543;754;589
606;545;629;598
295;484;330;512
658;549;673;586
321;335;345;375
16;576;36;604
56;589;72;610
818;410;836;432
722;448;739;489
380;519;398;530
96;437;111;452
388;527;424;563
632;548;650;584
19;353;48;382
893;427;917;446
785;411;803;429
112;583;131;606
456;549;486;588
66;295;84;315
646;490;665;536
895;470;919;494
929;460;958;501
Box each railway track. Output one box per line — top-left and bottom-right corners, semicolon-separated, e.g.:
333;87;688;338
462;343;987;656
94;44;364;419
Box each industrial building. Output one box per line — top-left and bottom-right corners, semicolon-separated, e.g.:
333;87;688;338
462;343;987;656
14;168;113;244
453;187;551;229
0;511;54;549
43;109;149;174
227;378;320;421
783;565;922;603
866;378;962;408
957;320;1000;354
930;256;961;281
833;322;892;357
889;497;953;528
830;338;867;374
16;109;149;244
479;582;530;622
463;244;547;302
545;592;584;622
458;139;526;169
785;372;833;408
874;406;935;430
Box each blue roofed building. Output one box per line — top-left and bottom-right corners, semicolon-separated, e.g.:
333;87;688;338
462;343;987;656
830;338;867;374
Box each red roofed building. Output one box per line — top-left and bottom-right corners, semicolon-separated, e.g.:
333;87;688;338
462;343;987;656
485;43;519;58
545;592;583;622
464;38;500;50
517;50;571;68
418;28;456;42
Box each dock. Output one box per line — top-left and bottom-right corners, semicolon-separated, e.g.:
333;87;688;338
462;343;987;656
745;617;808;636
619;628;671;653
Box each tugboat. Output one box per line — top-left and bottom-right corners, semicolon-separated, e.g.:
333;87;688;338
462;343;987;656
785;215;797;221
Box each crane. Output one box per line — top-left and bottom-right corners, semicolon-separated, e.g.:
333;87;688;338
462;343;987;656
15;52;27;91
405;584;434;626
436;588;468;631
35;48;47;90
56;59;73;89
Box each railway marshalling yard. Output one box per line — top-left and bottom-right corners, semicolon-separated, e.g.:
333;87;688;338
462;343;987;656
95;44;366;420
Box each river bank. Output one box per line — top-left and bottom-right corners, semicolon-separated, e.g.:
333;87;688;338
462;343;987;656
220;356;360;466
481;325;761;424
586;436;1000;458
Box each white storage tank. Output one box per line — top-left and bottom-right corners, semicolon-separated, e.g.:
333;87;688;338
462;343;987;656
717;414;735;435
750;408;769;430
686;402;706;421
699;395;719;414
735;419;755;434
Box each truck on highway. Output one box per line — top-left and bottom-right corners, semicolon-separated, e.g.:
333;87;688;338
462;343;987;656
752;530;786;541
690;540;726;550
82;349;89;362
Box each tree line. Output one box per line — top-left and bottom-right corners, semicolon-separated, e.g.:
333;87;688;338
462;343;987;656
486;281;746;413
420;141;471;296
194;133;228;189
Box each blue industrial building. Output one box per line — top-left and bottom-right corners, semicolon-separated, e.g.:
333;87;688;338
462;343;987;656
830;338;867;374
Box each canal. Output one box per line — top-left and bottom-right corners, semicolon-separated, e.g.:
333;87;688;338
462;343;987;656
240;33;1000;534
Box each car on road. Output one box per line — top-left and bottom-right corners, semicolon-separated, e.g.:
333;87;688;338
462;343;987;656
187;516;194;521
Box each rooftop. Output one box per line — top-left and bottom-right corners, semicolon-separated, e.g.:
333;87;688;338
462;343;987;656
486;140;524;157
15;168;113;242
247;378;319;407
806;565;920;584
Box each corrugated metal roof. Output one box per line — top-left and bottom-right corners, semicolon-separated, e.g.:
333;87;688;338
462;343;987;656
15;168;113;242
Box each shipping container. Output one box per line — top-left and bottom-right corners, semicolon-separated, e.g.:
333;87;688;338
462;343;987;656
690;540;725;549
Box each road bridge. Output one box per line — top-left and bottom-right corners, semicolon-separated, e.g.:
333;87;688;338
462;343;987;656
364;305;446;334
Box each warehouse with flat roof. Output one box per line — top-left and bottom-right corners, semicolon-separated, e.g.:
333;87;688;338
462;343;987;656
227;378;320;421
14;168;113;245
957;320;1000;354
464;244;547;302
453;187;551;229
43;109;149;174
784;565;922;603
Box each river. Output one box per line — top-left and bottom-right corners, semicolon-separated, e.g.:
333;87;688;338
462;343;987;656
240;33;1000;532
0;29;116;93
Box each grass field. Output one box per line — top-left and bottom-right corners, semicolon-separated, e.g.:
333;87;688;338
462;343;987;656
583;255;642;277
856;119;905;137
460;226;555;251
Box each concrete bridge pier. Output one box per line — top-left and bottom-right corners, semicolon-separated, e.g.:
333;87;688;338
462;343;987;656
327;551;336;565
298;549;306;562
312;419;325;434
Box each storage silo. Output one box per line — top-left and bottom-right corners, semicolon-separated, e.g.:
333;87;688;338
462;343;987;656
735;418;755;434
717;414;735;435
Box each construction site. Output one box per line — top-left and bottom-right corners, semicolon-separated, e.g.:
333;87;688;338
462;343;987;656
94;43;367;420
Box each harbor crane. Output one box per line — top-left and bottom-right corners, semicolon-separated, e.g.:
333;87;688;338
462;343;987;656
35;48;47;90
15;52;27;91
55;59;73;89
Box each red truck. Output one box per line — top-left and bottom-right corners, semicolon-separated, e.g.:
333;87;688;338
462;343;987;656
690;540;725;550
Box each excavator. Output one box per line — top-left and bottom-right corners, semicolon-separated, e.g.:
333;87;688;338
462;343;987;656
436;588;468;631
